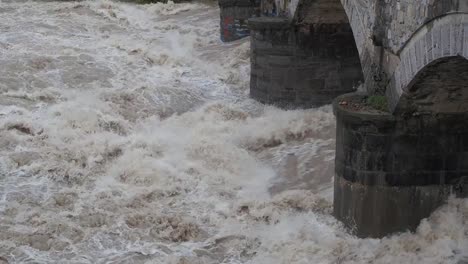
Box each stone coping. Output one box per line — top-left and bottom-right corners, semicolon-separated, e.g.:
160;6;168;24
333;92;395;123
333;92;468;188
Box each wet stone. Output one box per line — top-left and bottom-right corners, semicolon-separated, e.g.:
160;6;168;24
249;16;362;109
333;93;468;238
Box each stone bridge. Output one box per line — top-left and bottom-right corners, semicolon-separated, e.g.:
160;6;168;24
221;0;468;238
259;0;468;112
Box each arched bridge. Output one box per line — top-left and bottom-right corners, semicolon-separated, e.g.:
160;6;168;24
220;0;468;238
270;0;468;112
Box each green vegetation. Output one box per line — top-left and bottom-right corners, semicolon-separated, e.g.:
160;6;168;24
366;95;388;112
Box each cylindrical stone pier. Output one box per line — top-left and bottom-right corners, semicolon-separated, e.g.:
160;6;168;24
333;93;468;238
249;16;363;108
219;0;260;42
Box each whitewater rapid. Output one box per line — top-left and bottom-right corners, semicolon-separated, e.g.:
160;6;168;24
0;1;467;263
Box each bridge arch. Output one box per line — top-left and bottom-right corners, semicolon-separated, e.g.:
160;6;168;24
333;11;468;237
249;0;365;107
387;13;468;113
290;0;387;95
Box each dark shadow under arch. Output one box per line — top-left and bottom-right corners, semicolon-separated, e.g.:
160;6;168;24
294;0;363;59
397;56;468;114
249;0;365;107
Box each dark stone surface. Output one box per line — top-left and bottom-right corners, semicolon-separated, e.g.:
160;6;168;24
396;56;468;114
334;175;453;238
249;16;363;108
333;92;468;238
273;1;468;109
219;0;260;42
264;0;468;239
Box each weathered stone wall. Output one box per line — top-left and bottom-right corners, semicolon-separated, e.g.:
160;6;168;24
252;0;468;238
290;0;467;52
251;0;468;238
386;14;468;112
260;0;298;17
334;93;468;238
219;0;261;42
395;56;468;114
377;0;468;54
287;0;468;105
297;0;349;24
249;16;363;108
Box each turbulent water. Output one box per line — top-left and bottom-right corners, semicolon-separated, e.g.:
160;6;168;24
0;1;467;263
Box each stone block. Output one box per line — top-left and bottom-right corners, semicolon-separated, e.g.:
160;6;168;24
334;175;452;238
432;25;442;59
421;34;428;66
400;55;410;89
414;39;422;72
441;24;451;57
249;15;362;108
444;153;459;170
386;79;400;112
425;30;434;63
409;46;417;76
458;152;468;170
464;24;468;58
267;55;293;66
451;22;460;55
460;134;468;151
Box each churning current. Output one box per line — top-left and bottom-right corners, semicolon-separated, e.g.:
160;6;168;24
0;1;467;263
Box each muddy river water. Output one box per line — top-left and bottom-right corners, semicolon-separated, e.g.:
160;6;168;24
0;1;467;263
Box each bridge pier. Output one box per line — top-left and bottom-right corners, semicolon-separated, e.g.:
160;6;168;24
248;13;362;108
247;0;468;238
219;0;260;42
333;93;468;238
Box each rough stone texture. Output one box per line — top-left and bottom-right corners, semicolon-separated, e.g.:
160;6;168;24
260;0;300;17
249;13;362;108
396;56;468;114
264;0;468;109
387;14;468;112
333;93;468;238
253;0;468;238
219;0;261;42
297;0;349;24
334;176;454;238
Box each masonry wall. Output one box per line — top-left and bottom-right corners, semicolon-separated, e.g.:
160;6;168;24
334;93;468;238
249;17;362;108
396;56;468;114
376;0;468;54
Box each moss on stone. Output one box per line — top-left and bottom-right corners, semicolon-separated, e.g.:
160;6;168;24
366;95;388;112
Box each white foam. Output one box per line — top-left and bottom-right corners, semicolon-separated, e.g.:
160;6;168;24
0;1;466;263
